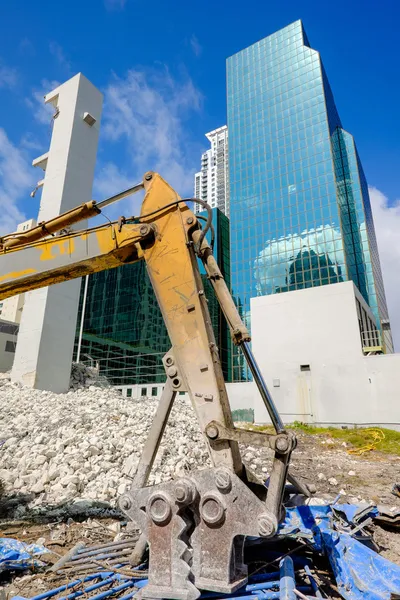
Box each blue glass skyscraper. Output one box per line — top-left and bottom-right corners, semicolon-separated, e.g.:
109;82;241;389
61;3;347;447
227;20;393;380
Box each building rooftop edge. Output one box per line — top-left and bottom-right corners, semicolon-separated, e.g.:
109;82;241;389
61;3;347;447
226;19;306;61
205;125;228;141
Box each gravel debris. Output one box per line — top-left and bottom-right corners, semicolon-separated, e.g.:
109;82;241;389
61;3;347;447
1;368;400;524
0;371;211;510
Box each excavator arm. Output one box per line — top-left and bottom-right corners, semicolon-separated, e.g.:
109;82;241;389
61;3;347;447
0;172;308;599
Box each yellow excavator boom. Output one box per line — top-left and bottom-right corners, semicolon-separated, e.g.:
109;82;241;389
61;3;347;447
0;171;309;599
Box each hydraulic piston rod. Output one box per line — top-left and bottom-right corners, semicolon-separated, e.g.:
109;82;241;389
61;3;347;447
96;181;145;210
0;181;145;251
241;341;285;434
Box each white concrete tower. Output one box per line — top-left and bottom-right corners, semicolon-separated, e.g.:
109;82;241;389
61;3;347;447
11;74;103;392
194;125;230;217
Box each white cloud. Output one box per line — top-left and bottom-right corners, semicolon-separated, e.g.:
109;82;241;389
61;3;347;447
95;162;133;198
20;133;43;152
369;186;400;351
49;42;72;74
0;63;18;89
0;128;35;234
25;79;61;125
104;0;126;10
94;162;144;223
99;67;202;203
94;162;145;219
190;35;202;57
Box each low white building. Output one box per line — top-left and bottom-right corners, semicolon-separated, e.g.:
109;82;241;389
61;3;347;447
227;281;400;428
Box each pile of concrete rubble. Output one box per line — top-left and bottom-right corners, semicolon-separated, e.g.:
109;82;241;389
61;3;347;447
69;362;109;389
0;369;214;512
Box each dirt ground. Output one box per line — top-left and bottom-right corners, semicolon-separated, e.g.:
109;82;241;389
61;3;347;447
0;431;399;598
291;431;400;504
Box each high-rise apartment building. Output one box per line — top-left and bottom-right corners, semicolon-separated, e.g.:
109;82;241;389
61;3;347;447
194;126;230;217
0;218;37;324
74;208;232;385
227;20;393;380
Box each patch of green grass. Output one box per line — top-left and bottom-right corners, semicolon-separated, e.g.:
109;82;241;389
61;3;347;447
251;422;400;456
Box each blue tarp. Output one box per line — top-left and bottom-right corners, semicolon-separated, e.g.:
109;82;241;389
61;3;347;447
0;537;50;572
280;503;400;599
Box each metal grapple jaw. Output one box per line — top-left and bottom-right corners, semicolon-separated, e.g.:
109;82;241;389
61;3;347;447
118;423;305;600
119;467;285;600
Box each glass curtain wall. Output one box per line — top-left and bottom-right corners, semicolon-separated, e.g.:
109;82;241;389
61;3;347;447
73;208;232;384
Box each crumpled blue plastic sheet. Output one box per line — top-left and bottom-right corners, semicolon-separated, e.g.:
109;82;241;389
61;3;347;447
331;502;379;526
320;524;400;600
280;503;400;599
0;537;50;572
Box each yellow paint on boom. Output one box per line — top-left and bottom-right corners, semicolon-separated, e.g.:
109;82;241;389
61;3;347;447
95;227;117;254
39;238;75;261
0;268;37;283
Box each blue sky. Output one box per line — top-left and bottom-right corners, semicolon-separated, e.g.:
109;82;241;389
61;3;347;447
0;0;399;344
